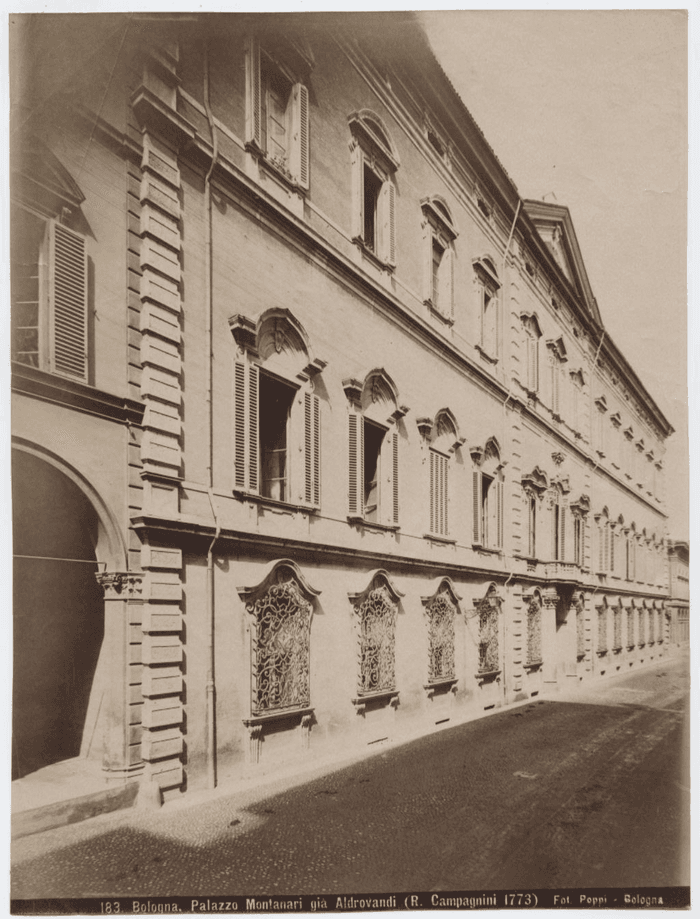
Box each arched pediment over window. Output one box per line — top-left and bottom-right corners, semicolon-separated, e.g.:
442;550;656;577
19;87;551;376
421;195;458;240
348;110;400;170
547;336;568;361
431;408;464;453
473;255;500;289
348;569;404;606
520;311;543;338
349;570;402;699
237;558;321;606
421;576;463;609
229;308;326;380
522;466;548;495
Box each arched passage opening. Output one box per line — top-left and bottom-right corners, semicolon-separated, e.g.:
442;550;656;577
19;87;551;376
12;449;105;779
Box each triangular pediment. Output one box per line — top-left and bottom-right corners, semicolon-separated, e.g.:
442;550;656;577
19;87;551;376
522;200;601;325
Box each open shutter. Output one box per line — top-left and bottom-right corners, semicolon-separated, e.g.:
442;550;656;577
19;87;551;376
382;179;396;266
391;431;399;525
304;392;321;507
348;411;364;517
233;359;259;493
527;336;538;391
290;83;310;189
441;246;454;319
429;451;436;534
558;505;567;562
472;471;482;544
246;37;262;148
496;479;504;548
49;221;87;380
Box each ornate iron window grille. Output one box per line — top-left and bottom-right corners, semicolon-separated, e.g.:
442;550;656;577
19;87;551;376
427;590;456;682
526;597;542;665
356;584;397;694
477;606;499;673
638;609;645;645
598;608;608;653
613;608;622;650
576;603;586;657
248;578;312;715
627;608;635;646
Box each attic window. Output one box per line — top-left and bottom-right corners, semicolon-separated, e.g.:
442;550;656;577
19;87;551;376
477;197;491;219
525;260;535;278
551;297;559;310
428;130;445;158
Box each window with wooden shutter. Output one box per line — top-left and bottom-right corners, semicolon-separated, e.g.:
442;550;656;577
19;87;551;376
246;37;262;148
304;391;320;507
382;179;396;267
348;411;363;518
558;504;567;562
233;360;260;494
429;449;448;537
472;470;482;544
390;431;399;526
46;220;88;381
290;83;310;189
496;479;504;549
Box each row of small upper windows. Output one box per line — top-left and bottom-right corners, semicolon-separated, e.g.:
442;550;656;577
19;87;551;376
592;400;661;495
594;513;665;581
246;39;502;346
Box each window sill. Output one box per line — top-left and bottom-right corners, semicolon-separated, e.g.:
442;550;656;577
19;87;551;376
233;491;317;514
523;661;543;672
472;544;502;555
596;650;608;657
612;646;623;654
577;652;586;661
348;516;400;533
243;706;314;727
474;344;498;365
627;645;635;651
352;236;394;273
352;689;399;707
424;532;457;545
424;677;458;692
425;299;455;327
246;142;307;195
475;669;501;683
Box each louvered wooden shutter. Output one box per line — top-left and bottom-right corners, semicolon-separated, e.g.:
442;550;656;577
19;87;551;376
291;83;310;189
559;505;567;562
233;359;259;493
441;246;454;319
49;221;87;380
383;180;396;266
304;392;320;507
391;431;399;525
527;337;538;391
246;37;262;148
348;411;364;517
598;524;604;572
496;479;504;549
472;471;482;544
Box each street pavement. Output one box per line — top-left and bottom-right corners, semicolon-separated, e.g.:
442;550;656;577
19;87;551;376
11;653;689;899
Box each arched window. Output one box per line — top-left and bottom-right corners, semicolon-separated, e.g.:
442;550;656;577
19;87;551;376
422;579;461;684
420;409;463;539
521;313;542;393
421;196;458;323
521;466;548;559
473;256;500;361
574;592;586;659
525;590;543;666
349;111;399;266
570;494;590;569
344;370;406;527
229;309;325;507
547;337;568;418
471;438;504;549
475;583;502;674
349;571;403;697
596;597;609;655
239;560;320;716
570;369;585;433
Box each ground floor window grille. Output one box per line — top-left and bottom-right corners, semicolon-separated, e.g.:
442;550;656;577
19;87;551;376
357;584;397;694
627;608;634;647
613;607;622;650
657;610;664;644
597;608;607;653
638;608;645;645
526;597;542;665
648;608;654;643
249;577;312;715
576;603;585;658
478;605;499;673
427;590;456;682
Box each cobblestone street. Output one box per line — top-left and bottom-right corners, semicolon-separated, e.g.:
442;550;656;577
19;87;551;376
11;655;689;900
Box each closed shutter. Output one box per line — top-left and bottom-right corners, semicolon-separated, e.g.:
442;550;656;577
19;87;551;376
49;221;87;380
527;336;538;391
603;523;610;573
291;83;310;189
304;392;321;507
430;450;448;536
348;412;364;517
391;431;399;525
496;479;504;549
233;359;259;493
383;180;396;266
598;524;605;572
559;505;567;562
246;37;262;148
472;471;482;544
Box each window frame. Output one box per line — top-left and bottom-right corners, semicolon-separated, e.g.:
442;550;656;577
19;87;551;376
421;196;458;325
473;257;501;362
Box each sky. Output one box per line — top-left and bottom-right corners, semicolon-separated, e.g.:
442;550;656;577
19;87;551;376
420;10;689;540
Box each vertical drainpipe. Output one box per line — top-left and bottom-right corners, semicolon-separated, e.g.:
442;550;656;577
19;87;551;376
501;199;521;704
203;40;220;790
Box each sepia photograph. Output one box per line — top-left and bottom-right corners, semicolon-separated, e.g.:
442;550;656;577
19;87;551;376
8;7;690;913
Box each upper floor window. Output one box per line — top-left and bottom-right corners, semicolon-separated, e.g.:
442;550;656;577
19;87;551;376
420;409;463;539
547;337;568;419
569;495;590;568
345;370;406;527
421;196;457;324
471;438;504;550
349;111;399;267
570;369;585;434
473;257;500;362
521;313;542;394
11;139;88;382
521;466;548;559
245;36;310;189
609;411;622;467
229;309;325;508
593;395;608;455
623;426;634;479
549;483;568;562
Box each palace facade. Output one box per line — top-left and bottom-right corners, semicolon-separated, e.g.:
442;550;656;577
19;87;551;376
11;12;675;807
